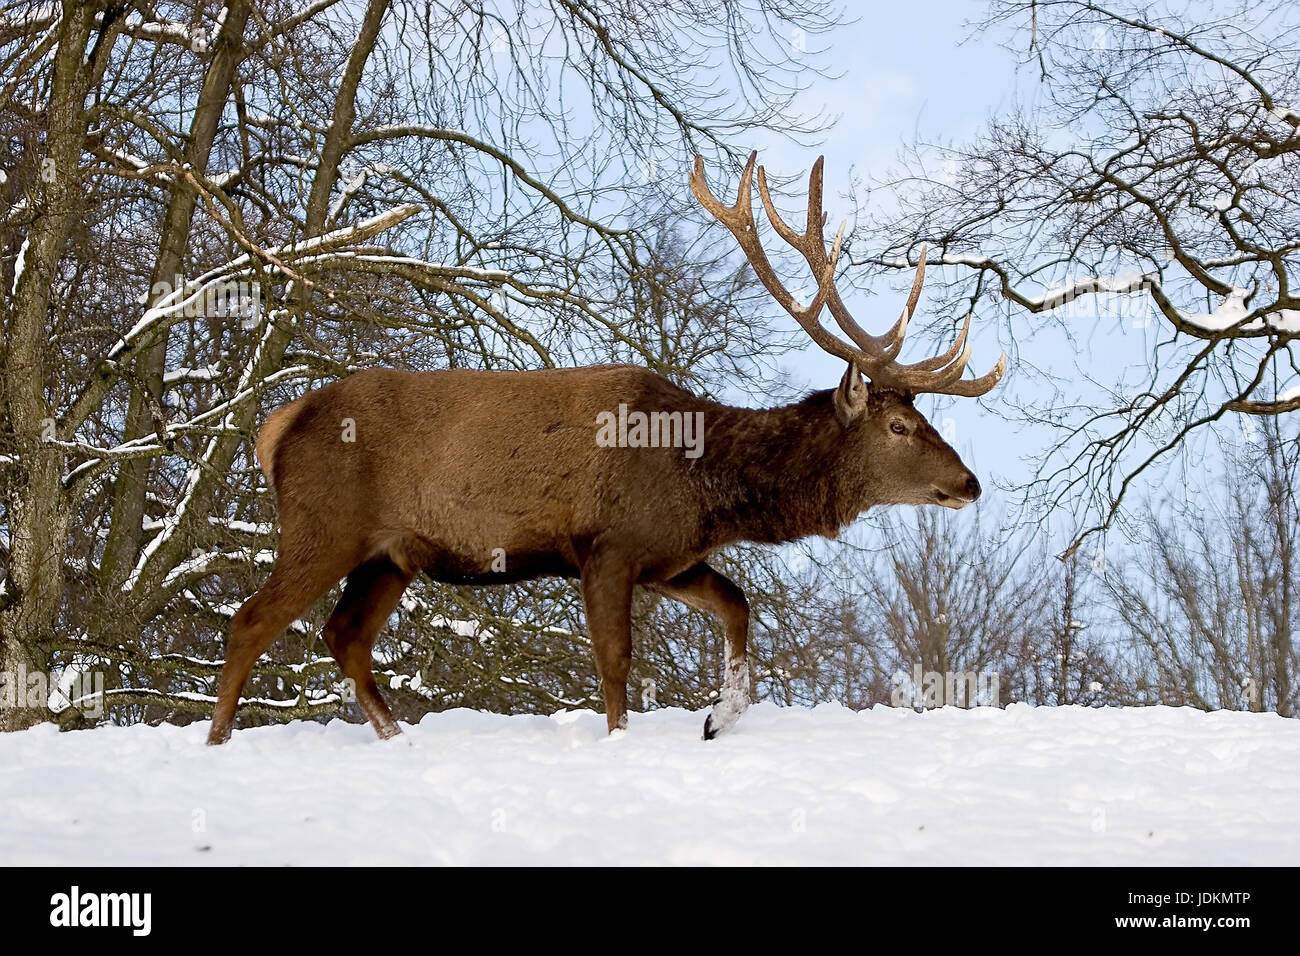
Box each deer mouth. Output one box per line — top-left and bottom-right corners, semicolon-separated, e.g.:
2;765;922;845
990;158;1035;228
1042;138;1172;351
933;489;972;509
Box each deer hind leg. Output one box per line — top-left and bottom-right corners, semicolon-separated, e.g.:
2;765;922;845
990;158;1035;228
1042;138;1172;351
207;554;352;745
656;563;750;740
321;558;414;740
580;551;636;733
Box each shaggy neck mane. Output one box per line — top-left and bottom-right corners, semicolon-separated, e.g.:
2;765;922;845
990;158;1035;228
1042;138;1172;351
696;390;870;546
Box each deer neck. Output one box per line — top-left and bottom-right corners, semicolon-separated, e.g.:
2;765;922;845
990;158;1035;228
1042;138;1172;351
699;391;873;546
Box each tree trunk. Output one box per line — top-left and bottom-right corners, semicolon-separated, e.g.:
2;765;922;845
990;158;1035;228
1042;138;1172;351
0;3;101;731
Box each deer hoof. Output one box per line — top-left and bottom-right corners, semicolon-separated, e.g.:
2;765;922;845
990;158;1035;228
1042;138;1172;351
702;696;748;740
703;713;718;740
206;725;231;746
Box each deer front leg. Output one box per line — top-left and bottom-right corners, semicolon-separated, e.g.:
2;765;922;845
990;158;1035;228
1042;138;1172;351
657;563;750;739
580;550;636;733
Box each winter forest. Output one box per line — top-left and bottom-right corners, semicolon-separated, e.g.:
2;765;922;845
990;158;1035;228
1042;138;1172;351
1;0;1297;743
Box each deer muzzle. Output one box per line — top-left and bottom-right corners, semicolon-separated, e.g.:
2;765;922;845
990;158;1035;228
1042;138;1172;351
933;474;982;509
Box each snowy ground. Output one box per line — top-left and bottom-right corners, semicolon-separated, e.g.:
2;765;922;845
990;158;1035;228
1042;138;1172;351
3;703;1298;865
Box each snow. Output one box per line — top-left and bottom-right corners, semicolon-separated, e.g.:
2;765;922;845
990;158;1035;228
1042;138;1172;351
2;704;1297;865
0;3;59;31
1035;270;1152;309
105;204;419;363
163;365;223;387
1029;273;1300;334
938;252;997;269
212;517;271;535
1268;105;1299;126
11;237;28;295
1175;288;1300;333
161;548;275;587
142;515;271;535
126;16;197;47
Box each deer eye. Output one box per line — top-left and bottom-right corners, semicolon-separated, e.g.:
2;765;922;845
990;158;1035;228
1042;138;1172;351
890;422;907;435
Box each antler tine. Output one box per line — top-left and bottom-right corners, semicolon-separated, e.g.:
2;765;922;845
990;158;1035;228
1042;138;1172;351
689;151;757;228
874;328;1006;398
754;158;829;263
903;335;973;392
690;153;859;366
892;310;971;375
857;250;1006;398
928;351;1008;397
864;245;928;361
900;244;928;330
881;335;1007;398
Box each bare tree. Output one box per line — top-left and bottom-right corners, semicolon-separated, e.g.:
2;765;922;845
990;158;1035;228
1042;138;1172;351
857;0;1300;554
1023;552;1128;706
1104;416;1298;715
829;508;1046;708
788;504;1134;710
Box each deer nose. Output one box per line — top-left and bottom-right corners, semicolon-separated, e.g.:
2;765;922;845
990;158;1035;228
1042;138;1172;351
965;476;982;501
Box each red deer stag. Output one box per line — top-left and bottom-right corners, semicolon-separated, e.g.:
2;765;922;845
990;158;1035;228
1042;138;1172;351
206;151;1005;745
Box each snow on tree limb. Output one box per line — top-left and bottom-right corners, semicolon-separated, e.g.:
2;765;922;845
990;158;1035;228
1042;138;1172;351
105;204;420;363
60;364;315;490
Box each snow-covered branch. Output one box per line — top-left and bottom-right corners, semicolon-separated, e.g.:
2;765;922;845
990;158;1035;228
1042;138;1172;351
60;364;316;488
104;204;420;363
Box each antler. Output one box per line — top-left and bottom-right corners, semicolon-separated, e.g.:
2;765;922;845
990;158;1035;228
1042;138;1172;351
689;151;1007;397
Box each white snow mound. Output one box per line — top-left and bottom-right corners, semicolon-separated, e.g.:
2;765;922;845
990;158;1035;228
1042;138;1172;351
3;703;1297;865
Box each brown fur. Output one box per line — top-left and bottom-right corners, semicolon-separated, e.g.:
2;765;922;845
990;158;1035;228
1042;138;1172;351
206;362;981;744
253;403;297;487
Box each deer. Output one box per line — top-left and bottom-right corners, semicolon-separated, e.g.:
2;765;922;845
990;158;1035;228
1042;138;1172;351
205;151;1005;746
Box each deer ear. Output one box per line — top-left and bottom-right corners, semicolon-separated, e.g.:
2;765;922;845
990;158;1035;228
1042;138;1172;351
833;363;869;427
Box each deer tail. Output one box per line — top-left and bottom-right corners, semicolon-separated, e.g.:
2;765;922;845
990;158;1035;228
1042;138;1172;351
254;401;302;491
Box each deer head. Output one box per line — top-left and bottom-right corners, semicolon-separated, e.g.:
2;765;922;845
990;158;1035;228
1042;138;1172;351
690;151;1006;510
